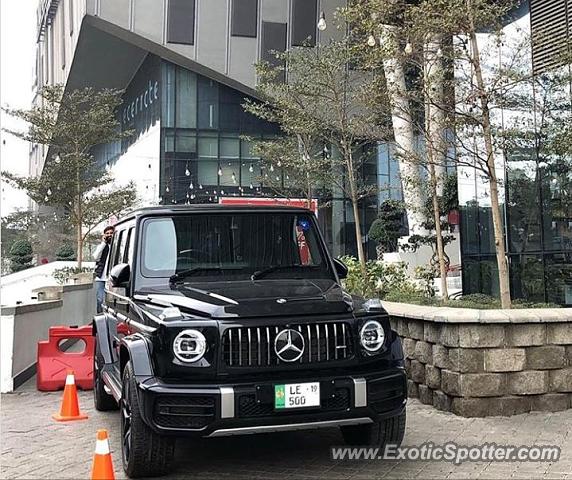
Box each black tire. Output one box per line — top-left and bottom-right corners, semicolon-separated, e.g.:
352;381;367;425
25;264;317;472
93;338;118;411
340;412;406;447
121;362;175;478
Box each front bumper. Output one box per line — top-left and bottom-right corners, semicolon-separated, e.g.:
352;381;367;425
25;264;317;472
136;368;407;437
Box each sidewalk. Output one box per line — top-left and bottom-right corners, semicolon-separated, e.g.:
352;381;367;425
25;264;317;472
1;382;571;479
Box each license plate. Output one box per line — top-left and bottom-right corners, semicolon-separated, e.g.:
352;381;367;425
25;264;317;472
275;382;320;409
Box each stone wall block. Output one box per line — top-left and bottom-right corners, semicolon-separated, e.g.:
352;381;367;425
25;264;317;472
459;373;506;397
407;319;424;340
449;348;484;373
530;393;571;412
507;324;546;347
418;385;434;405
459;324;505;348
507;371;549;395
483;349;526;372
550;368;572;392
441;370;460;396
547;324;572;345
403;338;417;360
526;346;566;370
424;323;441;344
407;380;419;398
432;345;450;370
414;341;433;364
410;360;426;384
432;390;452;412
426;365;442;390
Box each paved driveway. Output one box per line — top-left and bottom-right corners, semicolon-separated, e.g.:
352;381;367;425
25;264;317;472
1;386;571;479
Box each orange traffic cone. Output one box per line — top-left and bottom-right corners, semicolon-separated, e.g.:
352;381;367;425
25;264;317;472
91;429;115;480
52;370;88;421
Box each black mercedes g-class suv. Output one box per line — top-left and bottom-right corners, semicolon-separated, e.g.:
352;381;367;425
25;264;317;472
93;205;407;478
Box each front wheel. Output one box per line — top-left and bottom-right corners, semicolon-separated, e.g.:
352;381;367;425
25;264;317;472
121;362;175;478
340;412;406;447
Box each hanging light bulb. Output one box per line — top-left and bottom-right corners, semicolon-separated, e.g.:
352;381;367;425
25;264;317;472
47;188;52;196
249;164;254;173
286;175;290;180
44;195;49;202
123;198;127;205
270;164;274;172
437;47;443;57
317;11;326;31
185;167;190;176
231;172;236;183
190;193;195;199
277;160;282;167
367;34;376;47
189;181;194;189
404;42;413;55
221;190;225;195
54;154;61;164
218;167;223;176
166;186;170;193
186;192;190;199
275;176;280;181
249;183;254;189
199;184;203;190
214;189;218;195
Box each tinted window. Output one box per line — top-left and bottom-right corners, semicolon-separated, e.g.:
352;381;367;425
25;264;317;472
232;0;257;37
291;0;317;46
140;213;331;281
167;0;195;44
261;22;286;81
126;228;135;265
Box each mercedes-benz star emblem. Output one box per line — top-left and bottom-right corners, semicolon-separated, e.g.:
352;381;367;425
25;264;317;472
274;329;305;362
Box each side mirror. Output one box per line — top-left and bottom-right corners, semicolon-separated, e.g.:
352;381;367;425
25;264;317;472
333;258;348;280
110;263;130;288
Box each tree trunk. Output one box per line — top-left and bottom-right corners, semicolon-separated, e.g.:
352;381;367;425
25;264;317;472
424;34;449;301
76;164;83;269
380;24;426;235
346;147;367;275
467;4;511;308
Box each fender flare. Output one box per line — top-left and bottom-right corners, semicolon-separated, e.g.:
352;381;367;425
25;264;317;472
120;334;154;377
92;313;115;365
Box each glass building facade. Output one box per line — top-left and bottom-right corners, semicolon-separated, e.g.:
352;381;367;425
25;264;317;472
459;6;572;306
158;59;402;261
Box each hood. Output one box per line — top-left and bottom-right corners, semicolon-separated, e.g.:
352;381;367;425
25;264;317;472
135;279;354;319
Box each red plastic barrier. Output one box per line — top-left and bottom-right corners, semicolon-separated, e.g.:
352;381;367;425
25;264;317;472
37;325;95;391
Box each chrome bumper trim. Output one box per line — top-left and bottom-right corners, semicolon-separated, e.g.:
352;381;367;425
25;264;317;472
220;387;235;418
352;377;367;407
207;417;373;437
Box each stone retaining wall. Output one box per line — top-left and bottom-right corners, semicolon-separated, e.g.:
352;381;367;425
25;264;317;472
384;301;572;417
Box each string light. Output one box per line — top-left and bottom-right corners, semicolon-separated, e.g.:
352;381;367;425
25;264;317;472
270;164;274;172
231;172;236;183
367;34;376;47
249;164;254;173
185;167;190;176
218;167;223;176
317;11;326;31
47;188;52;196
404;42;413;54
189;181;194;189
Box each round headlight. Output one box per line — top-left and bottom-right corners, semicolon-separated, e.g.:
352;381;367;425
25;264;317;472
173;329;207;363
360;320;385;352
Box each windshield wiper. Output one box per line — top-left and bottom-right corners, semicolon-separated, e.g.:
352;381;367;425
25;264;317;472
169;267;225;283
251;265;309;281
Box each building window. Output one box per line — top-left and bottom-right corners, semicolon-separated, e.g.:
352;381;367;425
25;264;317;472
231;0;257;38
261;22;287;80
167;0;195;45
291;0;317;47
68;0;74;35
61;4;66;69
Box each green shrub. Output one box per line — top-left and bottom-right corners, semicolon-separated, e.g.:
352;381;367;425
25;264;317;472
55;244;76;261
339;256;422;299
8;239;33;272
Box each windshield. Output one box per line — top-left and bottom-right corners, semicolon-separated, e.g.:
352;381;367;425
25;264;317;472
140;212;333;282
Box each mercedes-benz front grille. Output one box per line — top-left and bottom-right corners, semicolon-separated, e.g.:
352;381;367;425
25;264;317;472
222;322;353;368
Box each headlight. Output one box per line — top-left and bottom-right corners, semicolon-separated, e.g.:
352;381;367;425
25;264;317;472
360;320;385;352
173;329;207;363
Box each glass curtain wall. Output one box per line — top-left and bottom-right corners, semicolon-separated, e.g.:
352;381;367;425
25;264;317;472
160;60;404;260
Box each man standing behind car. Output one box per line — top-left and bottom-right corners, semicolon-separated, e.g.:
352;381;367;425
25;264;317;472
93;225;114;313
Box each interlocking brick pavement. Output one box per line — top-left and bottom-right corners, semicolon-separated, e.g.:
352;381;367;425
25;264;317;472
1;383;571;479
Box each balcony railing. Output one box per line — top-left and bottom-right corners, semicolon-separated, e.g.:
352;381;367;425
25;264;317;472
36;0;60;42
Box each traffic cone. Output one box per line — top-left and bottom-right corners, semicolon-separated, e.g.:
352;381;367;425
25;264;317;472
91;429;115;480
52;370;88;421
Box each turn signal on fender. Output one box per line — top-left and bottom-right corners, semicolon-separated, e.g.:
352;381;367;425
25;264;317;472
52;370;88;421
91;429;115;480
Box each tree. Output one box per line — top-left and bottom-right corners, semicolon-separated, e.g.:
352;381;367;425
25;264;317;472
56;244;76;261
368;199;406;258
8;239;33;273
2;85;137;267
244;39;389;273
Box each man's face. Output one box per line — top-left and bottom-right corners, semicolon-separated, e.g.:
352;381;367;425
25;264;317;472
104;230;114;243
